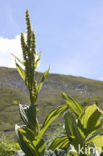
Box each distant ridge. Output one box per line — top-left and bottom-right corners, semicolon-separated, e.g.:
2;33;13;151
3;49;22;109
0;67;103;135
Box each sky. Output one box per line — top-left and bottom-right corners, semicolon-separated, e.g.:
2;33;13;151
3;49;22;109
0;0;103;80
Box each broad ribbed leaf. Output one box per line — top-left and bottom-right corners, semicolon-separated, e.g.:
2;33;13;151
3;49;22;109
21;126;45;156
19;104;28;125
86;128;103;143
15;61;25;81
15;125;45;156
62;92;83;116
49;136;69;151
15;124;37;155
79;104;102;136
40;105;68;137
33;138;45;156
64;111;84;149
25;104;39;132
87;135;103;148
37;68;50;92
19;104;39;133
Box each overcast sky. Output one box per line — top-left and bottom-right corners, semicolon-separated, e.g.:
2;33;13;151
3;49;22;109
0;0;103;80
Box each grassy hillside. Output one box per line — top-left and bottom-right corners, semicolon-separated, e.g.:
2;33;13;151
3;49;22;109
0;67;103;136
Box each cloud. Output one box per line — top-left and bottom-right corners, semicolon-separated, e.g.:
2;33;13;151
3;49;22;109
0;34;40;69
0;35;23;68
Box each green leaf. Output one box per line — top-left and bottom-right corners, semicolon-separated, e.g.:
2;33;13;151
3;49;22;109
49;136;69;151
64;111;85;149
15;125;45;156
86;128;103;143
33;138;45;156
79;104;102;136
34;55;41;69
11;53;24;65
26;104;39;132
37;67;50;92
21;126;45;156
15;125;35;155
62;92;83;116
40;105;68;138
87;135;103;148
19;104;28;125
19;104;39;133
15;61;25;81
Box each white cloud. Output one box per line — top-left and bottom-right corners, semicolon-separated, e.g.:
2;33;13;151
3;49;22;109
0;35;23;68
0;34;40;70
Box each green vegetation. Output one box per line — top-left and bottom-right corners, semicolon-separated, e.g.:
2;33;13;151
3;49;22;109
11;10;103;156
0;135;20;155
1;69;103;137
1;9;103;156
60;93;103;155
13;10;69;155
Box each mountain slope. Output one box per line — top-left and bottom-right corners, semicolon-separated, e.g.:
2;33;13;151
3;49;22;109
0;67;103;135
